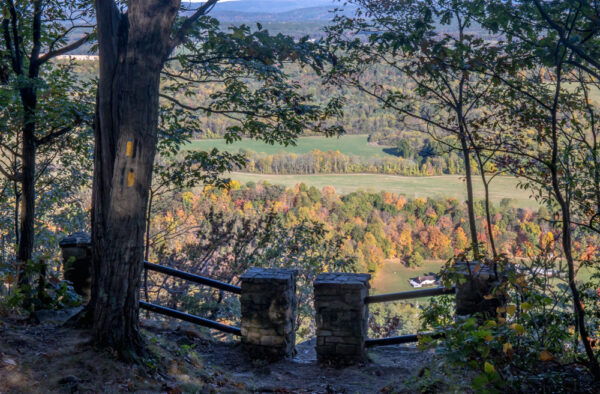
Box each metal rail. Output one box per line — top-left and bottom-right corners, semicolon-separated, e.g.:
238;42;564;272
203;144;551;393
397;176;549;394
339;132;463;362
139;301;241;336
364;286;455;304
365;334;420;347
144;261;242;294
365;287;453;347
365;332;442;347
141;262;242;335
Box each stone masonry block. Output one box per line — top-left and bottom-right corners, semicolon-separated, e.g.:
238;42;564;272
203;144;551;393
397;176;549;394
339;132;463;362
241;268;297;361
314;272;370;366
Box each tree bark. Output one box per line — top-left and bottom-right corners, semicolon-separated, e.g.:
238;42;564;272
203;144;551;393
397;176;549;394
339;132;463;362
89;0;179;359
455;18;480;259
16;104;36;284
459;131;480;258
13;180;19;248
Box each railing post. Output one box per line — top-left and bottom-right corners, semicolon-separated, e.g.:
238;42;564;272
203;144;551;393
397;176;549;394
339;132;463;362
455;261;503;317
314;272;371;365
59;232;92;302
240;268;297;361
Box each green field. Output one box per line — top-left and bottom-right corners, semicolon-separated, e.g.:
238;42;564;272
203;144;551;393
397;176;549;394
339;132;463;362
187;134;393;158
227;172;538;208
372;260;446;294
372;260;595;297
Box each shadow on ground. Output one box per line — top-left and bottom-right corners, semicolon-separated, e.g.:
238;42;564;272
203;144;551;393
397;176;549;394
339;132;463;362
0;317;433;393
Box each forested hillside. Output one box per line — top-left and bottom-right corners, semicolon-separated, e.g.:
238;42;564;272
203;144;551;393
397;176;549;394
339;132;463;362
68;58;472;177
148;181;593;276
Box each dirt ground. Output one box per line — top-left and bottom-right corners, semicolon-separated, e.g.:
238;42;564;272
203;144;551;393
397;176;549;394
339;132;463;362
0;317;434;393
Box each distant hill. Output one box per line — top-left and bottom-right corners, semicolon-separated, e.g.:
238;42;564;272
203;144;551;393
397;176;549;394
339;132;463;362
183;0;355;22
189;0;341;13
210;6;347;23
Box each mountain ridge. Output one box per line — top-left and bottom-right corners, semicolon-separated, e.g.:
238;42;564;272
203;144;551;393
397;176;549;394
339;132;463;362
209;6;353;22
189;0;341;13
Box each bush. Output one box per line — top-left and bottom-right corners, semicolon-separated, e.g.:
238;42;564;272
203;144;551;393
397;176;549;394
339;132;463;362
0;258;81;315
407;251;424;267
419;252;595;392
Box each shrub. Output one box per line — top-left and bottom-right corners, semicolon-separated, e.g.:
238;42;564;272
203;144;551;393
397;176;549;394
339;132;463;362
419;252;595;392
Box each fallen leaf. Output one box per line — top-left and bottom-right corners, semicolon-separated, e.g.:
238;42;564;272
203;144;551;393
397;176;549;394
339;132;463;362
540;350;554;362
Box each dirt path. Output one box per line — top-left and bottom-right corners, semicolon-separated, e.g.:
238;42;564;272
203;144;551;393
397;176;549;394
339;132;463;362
204;338;431;393
0;318;432;393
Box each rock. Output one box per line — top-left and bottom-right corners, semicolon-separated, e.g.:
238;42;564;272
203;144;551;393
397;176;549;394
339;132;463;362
58;375;79;393
1;356;17;369
33;306;84;325
58;375;79;385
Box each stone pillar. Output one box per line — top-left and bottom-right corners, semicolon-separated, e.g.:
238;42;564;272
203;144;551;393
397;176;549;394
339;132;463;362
59;232;92;302
314;272;371;366
240;268;297;361
455;260;503;317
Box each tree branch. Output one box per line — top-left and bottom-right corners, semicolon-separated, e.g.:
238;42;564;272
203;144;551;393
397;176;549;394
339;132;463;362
35;124;75;146
36;33;92;65
0;163;21;182
6;0;23;75
533;0;600;75
159;93;272;119
170;0;219;51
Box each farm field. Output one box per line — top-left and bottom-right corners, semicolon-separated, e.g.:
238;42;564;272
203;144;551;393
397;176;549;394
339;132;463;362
186;134;393;158
227;172;538;208
373;260;594;295
371;260;445;294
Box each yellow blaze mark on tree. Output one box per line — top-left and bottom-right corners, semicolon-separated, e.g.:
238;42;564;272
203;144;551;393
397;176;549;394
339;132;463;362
127;170;135;187
126;141;134;157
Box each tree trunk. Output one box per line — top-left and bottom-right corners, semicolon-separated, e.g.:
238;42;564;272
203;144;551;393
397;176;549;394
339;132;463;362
455;18;480;259
13;180;20;248
4;0;90;290
548;62;600;380
459;130;480;258
16;84;37;286
89;0;178;359
481;179;497;258
17;126;35;281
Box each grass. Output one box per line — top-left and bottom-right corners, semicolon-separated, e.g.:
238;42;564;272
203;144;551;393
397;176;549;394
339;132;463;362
372;260;446;294
370;258;595;295
186;134;394;158
190;134;538;207
227;172;538;208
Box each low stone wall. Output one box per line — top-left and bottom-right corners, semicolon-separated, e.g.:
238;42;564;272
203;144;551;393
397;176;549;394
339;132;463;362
240;268;297;360
314;272;371;365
